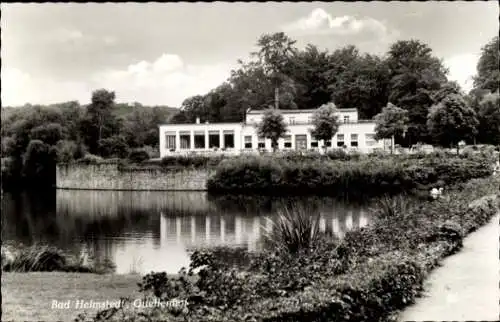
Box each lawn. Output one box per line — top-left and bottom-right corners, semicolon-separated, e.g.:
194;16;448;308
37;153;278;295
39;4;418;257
1;272;142;321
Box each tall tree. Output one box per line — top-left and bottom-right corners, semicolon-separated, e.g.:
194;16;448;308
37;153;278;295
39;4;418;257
476;92;500;145
286;44;332;109
386;40;448;146
310;102;340;152
56;101;83;141
22;140;57;187
257;110;288;152
88;89;116;143
374;103;409;154
326;46;390;119
30;123;64;146
427;94;479;154
253;32;298;109
473;36;499;93
431;81;463;104
121;107;153;147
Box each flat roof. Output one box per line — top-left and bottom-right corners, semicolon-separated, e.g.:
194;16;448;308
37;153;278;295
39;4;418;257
158;122;243;127
246;108;358;114
158;120;375;127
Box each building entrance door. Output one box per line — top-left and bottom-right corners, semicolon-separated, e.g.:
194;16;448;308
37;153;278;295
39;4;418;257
295;135;307;150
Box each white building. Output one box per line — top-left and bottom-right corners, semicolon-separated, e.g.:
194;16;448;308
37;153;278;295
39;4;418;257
158;108;386;157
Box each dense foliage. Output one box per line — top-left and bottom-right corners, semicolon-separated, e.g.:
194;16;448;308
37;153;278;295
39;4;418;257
473;36;499;94
310;103;340;149
207;153;494;197
1;97;176;190
168;34;497;148
475;92;500;145
78;175;499;322
373;103;409;144
427;94;479;153
469;35;500;145
257;110;289;152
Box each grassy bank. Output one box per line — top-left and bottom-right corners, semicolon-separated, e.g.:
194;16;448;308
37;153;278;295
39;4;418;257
1;244;116;274
207;153;494;197
1;272;141;322
76;174;499;322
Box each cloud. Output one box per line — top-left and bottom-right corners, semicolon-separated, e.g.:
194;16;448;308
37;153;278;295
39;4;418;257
1;68;92;106
93;54;235;106
1;54;235;107
282;8;390;38
43;28;118;49
1;67;92;107
444;53;479;93
103;36;118;46
45;28;84;43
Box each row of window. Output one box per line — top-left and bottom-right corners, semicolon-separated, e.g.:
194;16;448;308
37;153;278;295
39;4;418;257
166;132;376;150
249;115;353;125
165;131;235;150
243;133;376;149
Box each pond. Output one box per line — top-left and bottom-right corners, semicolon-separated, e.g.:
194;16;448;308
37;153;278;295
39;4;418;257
1;190;373;274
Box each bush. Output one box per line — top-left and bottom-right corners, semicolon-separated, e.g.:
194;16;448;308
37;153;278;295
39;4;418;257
5;245;67;272
369;148;389;158
142;145;159;158
128;149;150;164
207;154;492;198
77;153;104;164
264;203;322;254
22;139;57;186
55;140;79;163
159;154;225;168
1;244;115;274
326;148;349;160
98;135;129;158
371;194;413;220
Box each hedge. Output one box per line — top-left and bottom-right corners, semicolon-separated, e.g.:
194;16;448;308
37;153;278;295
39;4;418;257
207;155;493;197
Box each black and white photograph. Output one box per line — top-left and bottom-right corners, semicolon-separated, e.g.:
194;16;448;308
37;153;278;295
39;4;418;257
1;2;499;321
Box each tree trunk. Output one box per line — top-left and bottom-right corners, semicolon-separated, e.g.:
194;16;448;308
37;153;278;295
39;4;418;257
274;87;279;110
98;115;104;143
456;144;460;155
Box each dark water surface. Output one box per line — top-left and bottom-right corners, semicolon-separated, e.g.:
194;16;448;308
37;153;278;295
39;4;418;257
1;190;372;274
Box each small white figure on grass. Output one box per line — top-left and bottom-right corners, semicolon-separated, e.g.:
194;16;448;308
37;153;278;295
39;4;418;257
430;187;444;200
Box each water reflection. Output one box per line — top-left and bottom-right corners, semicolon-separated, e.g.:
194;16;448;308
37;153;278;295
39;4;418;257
1;190;372;274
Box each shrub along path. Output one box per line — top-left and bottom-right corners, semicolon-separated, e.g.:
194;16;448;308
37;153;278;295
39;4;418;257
398;212;500;321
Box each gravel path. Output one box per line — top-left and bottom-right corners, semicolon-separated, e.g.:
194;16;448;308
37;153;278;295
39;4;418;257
398;213;500;321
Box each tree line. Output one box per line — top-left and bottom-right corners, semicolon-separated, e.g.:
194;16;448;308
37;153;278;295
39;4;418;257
1;95;176;190
1;32;498;190
172;33;499;148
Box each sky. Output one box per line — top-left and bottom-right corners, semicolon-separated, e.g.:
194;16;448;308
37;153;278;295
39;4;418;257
1;2;498;107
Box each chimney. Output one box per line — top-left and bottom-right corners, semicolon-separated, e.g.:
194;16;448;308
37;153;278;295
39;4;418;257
196;117;200;124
